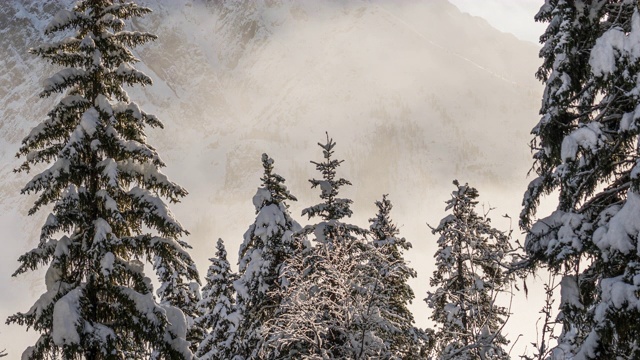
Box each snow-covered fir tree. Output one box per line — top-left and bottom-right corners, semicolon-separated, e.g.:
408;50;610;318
521;1;640;358
427;181;511;360
6;1;197;358
261;134;381;359
196;238;240;360
301;133;359;225
232;154;301;359
262;230;382;360
154;255;204;353
368;195;426;359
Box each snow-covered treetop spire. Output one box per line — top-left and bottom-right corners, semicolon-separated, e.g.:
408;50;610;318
241;153;300;273
369;194;411;250
214;238;228;263
369;194;397;243
253;153;297;212
446;179;479;214
29;1;158;106
302;132;354;221
197;238;236;331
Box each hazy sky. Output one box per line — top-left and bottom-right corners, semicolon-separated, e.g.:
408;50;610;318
451;0;546;44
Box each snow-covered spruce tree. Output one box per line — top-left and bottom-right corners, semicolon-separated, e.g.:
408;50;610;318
521;1;640;358
426;181;511;360
261;230;381;360
232;153;301;359
196;238;240;360
6;1;197;359
301;133;359;226
155;255;205;353
261;134;381;359
368;195;426;359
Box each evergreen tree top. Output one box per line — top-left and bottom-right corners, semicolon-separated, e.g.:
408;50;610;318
302;132;354;221
200;238;235;310
241;153;300;270
28;1;157;103
446;180;479;212
253;153;297;213
369;194;398;237
199;239;235;317
214;237;228;262
369;194;412;251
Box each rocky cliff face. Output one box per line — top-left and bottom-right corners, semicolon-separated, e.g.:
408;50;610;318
0;0;542;355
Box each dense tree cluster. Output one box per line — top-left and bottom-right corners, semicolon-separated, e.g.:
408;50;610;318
14;0;640;359
192;138;508;360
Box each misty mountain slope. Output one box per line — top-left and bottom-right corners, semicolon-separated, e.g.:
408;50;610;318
0;0;543;356
0;0;541;200
187;0;541;197
0;2;65;200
